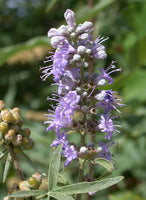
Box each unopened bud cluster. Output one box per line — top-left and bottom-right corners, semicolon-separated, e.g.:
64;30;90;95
3;173;42;200
0;100;34;153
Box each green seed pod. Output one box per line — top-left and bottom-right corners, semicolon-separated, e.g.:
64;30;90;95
32;172;42;186
12;107;21;115
13;145;22;154
1;110;14;123
10;124;20;133
18;119;23;127
28;177;38;189
0;122;9;133
4;129;16;142
19;181;30;191
0;100;5;111
12;112;20;124
22;137;34;149
12;135;23;146
22;128;31;137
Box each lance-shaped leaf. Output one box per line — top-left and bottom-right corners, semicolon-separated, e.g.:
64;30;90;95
0;148;8;160
52;176;124;194
3;153;12;183
49;192;74;200
8;190;47;198
48;144;62;191
92;158;114;172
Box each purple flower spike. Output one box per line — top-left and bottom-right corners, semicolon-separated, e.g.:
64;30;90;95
64;9;75;28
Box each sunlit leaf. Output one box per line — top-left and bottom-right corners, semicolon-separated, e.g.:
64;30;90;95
93;158;114;172
8;190;47;198
0;36;50;67
76;0;115;23
3;153;12;183
48;144;62;191
52;176;124;194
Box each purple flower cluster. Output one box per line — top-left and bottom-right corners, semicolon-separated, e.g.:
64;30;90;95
41;9;124;166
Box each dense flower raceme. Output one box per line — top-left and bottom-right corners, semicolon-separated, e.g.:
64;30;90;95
41;9;124;166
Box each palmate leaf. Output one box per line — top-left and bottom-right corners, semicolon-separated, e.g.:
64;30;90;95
51;176;124;194
49;192;74;200
8;190;47;198
48;144;62;191
3;152;12;183
92;158;114;172
0;36;50;67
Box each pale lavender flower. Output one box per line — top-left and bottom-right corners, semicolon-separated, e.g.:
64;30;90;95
95;90;123;113
94;61;121;86
63;144;78;166
98;142;111;161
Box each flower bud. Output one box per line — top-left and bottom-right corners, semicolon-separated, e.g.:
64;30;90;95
0;100;5;111
78;33;89;40
77;46;86;55
73;54;81;62
1;110;13;123
0;122;9;133
64;9;75;27
58;25;67;35
19;181;30;191
76;21;93;34
12;135;23;146
70;32;76;38
85;49;91;54
80;146;87;154
50;36;65;48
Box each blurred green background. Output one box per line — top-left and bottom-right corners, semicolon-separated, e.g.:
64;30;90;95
0;0;146;199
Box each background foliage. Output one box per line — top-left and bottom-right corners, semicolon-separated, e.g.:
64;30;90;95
0;0;146;199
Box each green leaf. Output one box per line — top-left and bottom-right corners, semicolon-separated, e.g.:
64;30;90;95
52;176;124;194
0;36;50;67
76;0;115;23
3;153;12;183
45;0;60;14
49;192;74;200
48;144;62;191
123;69;146;103
21;152;38;171
58;173;69;185
8;190;47;198
93;158;114;172
0;148;8;160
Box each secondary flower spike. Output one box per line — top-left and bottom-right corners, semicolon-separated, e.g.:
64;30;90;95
42;9;124;166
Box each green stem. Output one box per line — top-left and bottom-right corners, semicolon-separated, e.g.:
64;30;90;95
9;144;25;180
